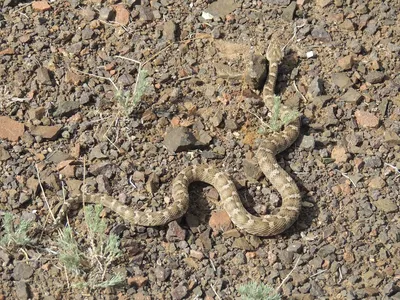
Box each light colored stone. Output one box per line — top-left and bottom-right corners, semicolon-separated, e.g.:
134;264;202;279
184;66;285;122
32;1;51;12
355;110;379;128
331;145;347;163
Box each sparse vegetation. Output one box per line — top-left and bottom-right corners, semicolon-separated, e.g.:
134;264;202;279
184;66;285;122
269;95;300;132
57;204;125;289
116;68;148;116
238;282;281;300
0;212;32;248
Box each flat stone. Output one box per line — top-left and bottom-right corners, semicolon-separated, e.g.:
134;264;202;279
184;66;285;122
299;135;315;150
354;110;379;128
339;88;362;104
368;177;386;189
232;237;254;251
373;199;398;213
364;156;382;168
338;55;354;70
163;20;178;41
32;1;51;12
98;7;114;21
163;127;202;153
127;276;148;288
81;26;94;40
331;145;347;163
311;26;332;42
316;0;332;7
365;71;385;84
13;262;34;280
138;6;154;21
31;125;62;140
317;244;336;258
47;151;72;164
332;73;352;89
171;285;188;300
340;19;355;31
282;1;297;21
383;130;400;145
196;130;212;145
264;0;291;4
215;244;228;255
36;67;52;85
209;210;232;233
243;159;263;180
0;146;10;161
287;242;303;253
114;4;130;26
154;266;171;282
0;116;25;142
205;0;239;19
53;101;81;117
233;252;247;265
80;8;97;21
15;281;30;300
27;107;46;120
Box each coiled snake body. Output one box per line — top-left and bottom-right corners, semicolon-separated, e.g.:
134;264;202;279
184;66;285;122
59;41;301;237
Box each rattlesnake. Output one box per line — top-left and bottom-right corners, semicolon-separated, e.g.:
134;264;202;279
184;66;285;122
57;40;301;237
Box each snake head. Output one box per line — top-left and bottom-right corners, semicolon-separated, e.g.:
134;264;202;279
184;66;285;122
266;41;284;63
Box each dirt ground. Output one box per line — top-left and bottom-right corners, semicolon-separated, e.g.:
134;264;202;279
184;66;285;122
0;0;399;299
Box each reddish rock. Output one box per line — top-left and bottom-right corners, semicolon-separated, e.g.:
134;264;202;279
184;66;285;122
0;116;25;141
338;55;353;70
57;160;76;178
65;70;84;85
331;145;347;163
32;1;51;11
354;110;379;128
343;250;355;263
0;48;14;56
209;210;232;233
127;276;148;288
114;4;130;26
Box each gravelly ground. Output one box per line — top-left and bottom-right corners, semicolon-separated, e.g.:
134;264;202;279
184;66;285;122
0;0;399;299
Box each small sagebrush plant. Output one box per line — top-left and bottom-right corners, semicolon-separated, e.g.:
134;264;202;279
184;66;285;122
0;212;32;248
116;68;148;116
57;204;125;289
268;95;300;132
238;282;281;300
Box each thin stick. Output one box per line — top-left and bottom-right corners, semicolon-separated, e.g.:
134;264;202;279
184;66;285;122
72;68;119;91
35;165;56;223
210;284;222;300
282;20;307;52
384;162;400;179
340;172;357;188
275;255;301;292
293;81;308;104
310;269;326;278
64;266;70;289
338;267;343;283
209;258;217;272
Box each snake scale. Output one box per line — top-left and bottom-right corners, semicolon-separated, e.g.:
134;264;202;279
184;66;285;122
58;40;302;237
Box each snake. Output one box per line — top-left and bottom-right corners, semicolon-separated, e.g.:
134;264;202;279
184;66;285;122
57;40;302;237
